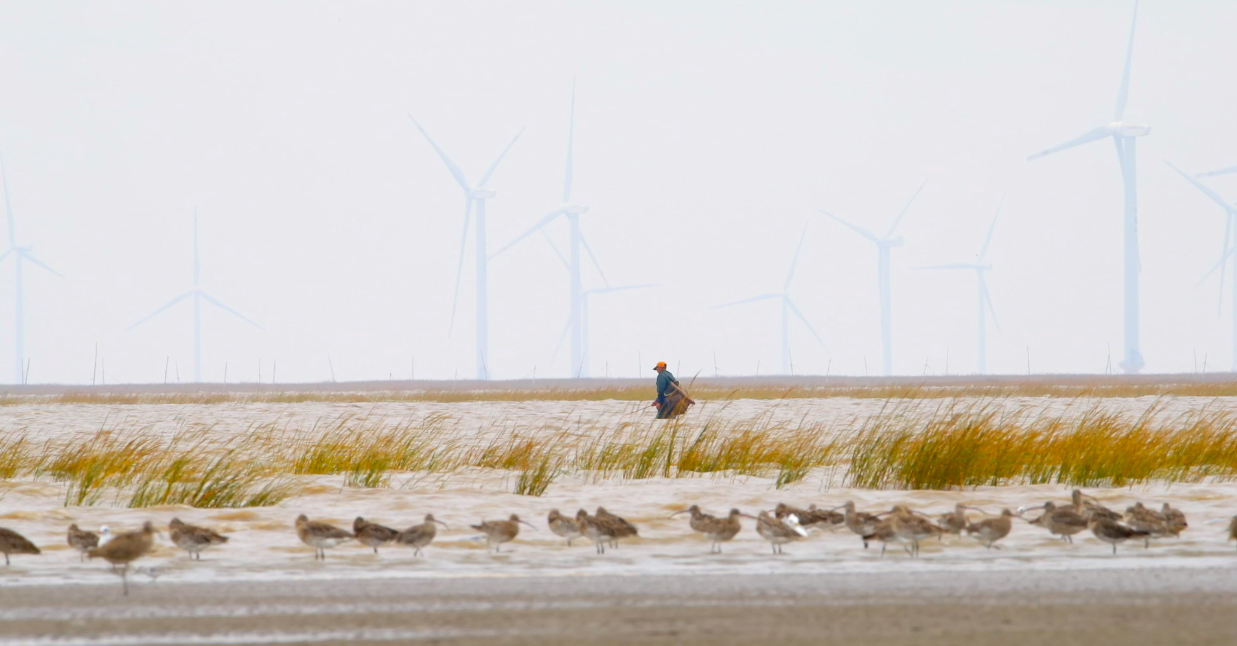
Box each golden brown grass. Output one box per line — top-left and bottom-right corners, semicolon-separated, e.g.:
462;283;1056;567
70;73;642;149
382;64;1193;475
9;395;1237;504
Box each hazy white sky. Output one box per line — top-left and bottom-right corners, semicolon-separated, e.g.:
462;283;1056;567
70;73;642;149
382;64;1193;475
0;0;1235;384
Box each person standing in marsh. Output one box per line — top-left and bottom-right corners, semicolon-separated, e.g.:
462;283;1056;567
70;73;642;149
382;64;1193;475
652;361;692;419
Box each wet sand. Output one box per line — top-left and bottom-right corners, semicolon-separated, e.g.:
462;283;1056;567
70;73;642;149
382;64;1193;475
2;567;1236;645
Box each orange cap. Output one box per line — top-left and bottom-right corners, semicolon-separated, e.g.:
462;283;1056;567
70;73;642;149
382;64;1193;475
653;361;667;370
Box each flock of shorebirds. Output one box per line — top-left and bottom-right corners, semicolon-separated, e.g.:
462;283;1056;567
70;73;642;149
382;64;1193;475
0;490;1233;595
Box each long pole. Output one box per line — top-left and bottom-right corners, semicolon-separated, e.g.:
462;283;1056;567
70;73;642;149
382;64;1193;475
193;212;202;382
877;244;892;375
568;213;583;378
14;255;22;384
475;198;489;380
1119;137;1143;373
977;273;986;375
780;297;790;374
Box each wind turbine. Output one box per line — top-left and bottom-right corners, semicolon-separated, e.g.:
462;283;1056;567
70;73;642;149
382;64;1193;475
1198;164;1237;179
713;225;826;375
490;80;603;378
128;211;261;382
0;153;63;384
916;197;1004;375
1166;160;1237;371
819;179;927;376
1027;0;1149;374
409;115;522;380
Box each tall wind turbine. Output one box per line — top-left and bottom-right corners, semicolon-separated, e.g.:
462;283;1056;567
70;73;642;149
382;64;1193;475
1027;0;1148;373
1166;160;1237;371
491;80;602;378
0;153;63;384
409;116;523;380
129;211;261;382
916;197;1004;375
819;179;927;376
713;225;826;375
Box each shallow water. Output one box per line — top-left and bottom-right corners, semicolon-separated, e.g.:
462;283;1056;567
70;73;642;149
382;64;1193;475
1;396;1236;589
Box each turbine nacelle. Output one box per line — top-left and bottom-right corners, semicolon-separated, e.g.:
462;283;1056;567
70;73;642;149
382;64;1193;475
880;235;904;248
470;188;497;200
1110;121;1150;138
562;204;589;215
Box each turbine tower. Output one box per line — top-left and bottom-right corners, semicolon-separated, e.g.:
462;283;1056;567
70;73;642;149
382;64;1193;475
819;179;927;376
491;80;602;378
713;225;826;375
409;115;522;380
916;197;1004;375
1027;0;1148;373
1166;160;1237;371
0;153;63;384
129;211;261;382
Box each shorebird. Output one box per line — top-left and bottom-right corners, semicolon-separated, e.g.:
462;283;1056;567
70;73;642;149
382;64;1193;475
396;514;448;556
863;518;903;557
295;514;353;560
888;505;940;557
937;503;979;537
1022;502;1088;544
471;514;535;553
353;517;400;554
1161;503;1188;537
168;518;228;560
595;507;638;548
88;521;155;595
98;525;113;546
1089;514;1148;555
672;506;752;553
1124;503;1168;548
1073;490;1121;521
774;503;842;531
755;511;807;555
835;501;880;548
966;509;1014;549
576;509;615;554
67;524;99;562
0;527;40;566
547;509;581;546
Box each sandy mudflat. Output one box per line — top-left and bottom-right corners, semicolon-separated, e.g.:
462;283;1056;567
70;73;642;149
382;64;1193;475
1;567;1236;646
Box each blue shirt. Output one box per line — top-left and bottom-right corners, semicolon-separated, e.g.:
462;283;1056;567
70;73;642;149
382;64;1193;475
656;370;677;401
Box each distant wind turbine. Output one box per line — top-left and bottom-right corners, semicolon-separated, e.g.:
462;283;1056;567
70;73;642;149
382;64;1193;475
0;153;63;384
1166;160;1237;371
916;196;1004;375
128;211;261;382
546;283;657;377
713;225;826;375
491;80;605;378
819;179;927;376
1197;164;1237;179
1027;0;1148;374
409;115;523;380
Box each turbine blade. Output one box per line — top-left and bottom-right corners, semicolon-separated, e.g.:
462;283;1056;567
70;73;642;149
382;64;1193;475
19;251;63;278
579;232;609;289
0;249;11;265
127;291;194;331
786;298;828;351
885;178;929;238
1027;127;1112;161
448;197;474;335
407;114;470;191
712;293;780;309
563;77;576;203
585;283;658;296
1220;215;1233;315
979;273;1001;334
1198;164;1237;178
1165;160;1232;211
1114;0;1139;121
0;152;14;245
491;210;564;259
818;209;879;243
477;127;525;187
539;228;570;270
913;263;977;271
199;292;264;330
1197;247;1232;288
548;316;571;368
783;222;809;291
977;193;1005;261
